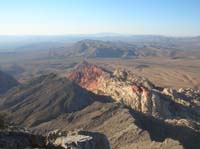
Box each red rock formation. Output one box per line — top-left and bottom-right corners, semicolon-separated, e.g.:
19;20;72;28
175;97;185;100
132;85;143;94
67;61;108;90
67;61;200;126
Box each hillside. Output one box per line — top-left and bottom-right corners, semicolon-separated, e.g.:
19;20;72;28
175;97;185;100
0;70;19;94
67;39;136;58
67;39;175;58
33;101;186;149
64;39;199;59
0;73;94;127
0;62;200;148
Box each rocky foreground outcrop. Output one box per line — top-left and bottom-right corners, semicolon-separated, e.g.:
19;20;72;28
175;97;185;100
33;100;189;149
46;129;109;149
0;127;109;149
68;61;200;130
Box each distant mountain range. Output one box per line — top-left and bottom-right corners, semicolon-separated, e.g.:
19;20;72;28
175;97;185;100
0;34;200;52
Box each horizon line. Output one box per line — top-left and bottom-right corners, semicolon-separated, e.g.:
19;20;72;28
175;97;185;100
0;33;199;38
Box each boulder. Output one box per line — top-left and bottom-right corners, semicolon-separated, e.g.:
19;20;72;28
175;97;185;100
46;129;110;149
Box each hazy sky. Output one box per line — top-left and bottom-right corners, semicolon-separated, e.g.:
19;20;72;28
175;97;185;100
0;0;199;36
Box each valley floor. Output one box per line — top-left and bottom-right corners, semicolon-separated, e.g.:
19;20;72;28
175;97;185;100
88;57;200;90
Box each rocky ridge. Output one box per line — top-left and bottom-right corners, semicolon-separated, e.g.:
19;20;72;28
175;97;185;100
46;129;109;149
68;61;200;130
32;100;187;149
0;61;199;148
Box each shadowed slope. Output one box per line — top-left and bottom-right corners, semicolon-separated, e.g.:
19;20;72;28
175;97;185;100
0;73;94;127
0;70;19;94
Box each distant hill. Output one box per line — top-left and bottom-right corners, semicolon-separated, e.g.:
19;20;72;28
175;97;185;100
66;39;187;58
1;35;200;59
68;39;137;58
0;70;19;94
0;35;200;52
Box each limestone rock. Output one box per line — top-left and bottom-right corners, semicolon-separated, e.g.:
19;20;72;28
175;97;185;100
46;129;110;149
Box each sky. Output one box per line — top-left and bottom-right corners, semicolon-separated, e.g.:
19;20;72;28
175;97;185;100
0;0;199;36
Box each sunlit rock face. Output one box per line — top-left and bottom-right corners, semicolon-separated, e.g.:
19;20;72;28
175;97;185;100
67;61;109;90
67;61;169;118
68;61;200;129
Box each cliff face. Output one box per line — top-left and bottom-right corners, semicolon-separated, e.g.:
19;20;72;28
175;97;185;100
68;62;200;129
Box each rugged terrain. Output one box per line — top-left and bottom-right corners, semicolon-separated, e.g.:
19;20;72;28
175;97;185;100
67;61;200;148
0;37;199;148
0;38;200;90
68;62;200;129
0;124;109;149
33;99;185;149
0;73;96;127
0;61;199;148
